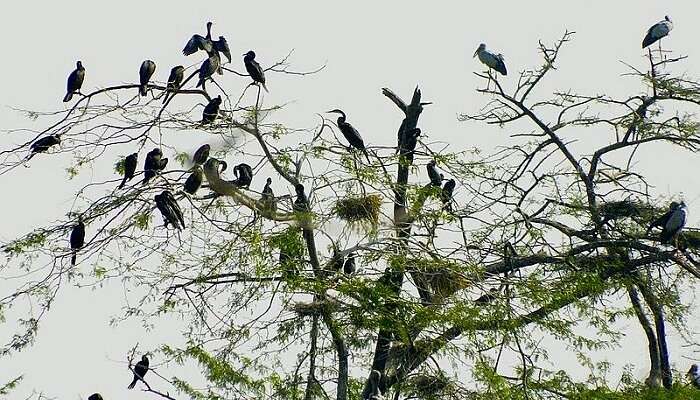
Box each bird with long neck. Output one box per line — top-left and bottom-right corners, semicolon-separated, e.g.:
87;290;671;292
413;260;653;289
183;21;214;56
642;16;673;49
127;355;149;389
326;109;371;163
162;65;184;104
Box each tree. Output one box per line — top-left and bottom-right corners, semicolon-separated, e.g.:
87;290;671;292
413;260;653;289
2;27;700;399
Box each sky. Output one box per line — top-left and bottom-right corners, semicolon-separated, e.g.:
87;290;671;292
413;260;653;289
1;1;700;399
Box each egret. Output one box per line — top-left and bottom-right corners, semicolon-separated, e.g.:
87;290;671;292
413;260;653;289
118;153;138;189
473;43;507;76
138;60;156;96
142;148;168;184
162;65;184;104
326;109;371;162
196;53;221;90
30;135;61;155
233;163;253;188
184;167;203;195
642;16;673;49
192;144;210;165
660;201;686;244
243;50;268;92
183;21;214;56
426;160;442;187
127;355;149;390
441;179;456;211
69;217;85;265
202;95;222;124
63;61;85;102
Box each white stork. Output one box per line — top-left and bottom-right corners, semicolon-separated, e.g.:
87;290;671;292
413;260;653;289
473;43;507;76
660;201;687;244
642;16;673;49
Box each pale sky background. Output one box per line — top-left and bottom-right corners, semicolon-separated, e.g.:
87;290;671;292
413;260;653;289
2;1;700;399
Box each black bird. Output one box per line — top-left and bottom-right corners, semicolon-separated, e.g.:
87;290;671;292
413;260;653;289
139;60;156;96
326;109;370;162
70;217;85;265
183;21;214;56
427;160;442;187
192;144;210;165
343;252;356;275
441;179;456;211
261;177;276;212
688;364;700;388
127;355;149;390
202;95;222;124
143;148;168;184
243;51;268;92
196;53;221;90
233;163;253;188
660;201;687;244
213;36;231;64
155;191;185;230
183;167;203;195
30;135;61;156
293;183;309;212
643;16;673;49
118;153;138;189
162;65;184;104
63;61;85;102
88;394;103;400
364;370;383;400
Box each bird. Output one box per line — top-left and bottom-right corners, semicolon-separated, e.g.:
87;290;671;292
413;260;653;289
87;394;103;400
183;167;203;195
183;21;214;56
192;144;210;165
660;201;686;244
243;51;268;92
213;36;231;64
127;355;149;389
155;191;185;230
233;163;253;188
642;16;673;49
30;135;61;156
647;201;679;235
326;109;370;162
202;95;222;124
688;364;700;388
142;148;168;184
138;60;156;96
293;183;309;212
63;61;85;102
196;53;221;90
473;43;507;76
261;177;276;212
69;217;85;265
441;179;456;211
343;252;356;275
427;160;442;187
162;65;185;104
118;153;138;189
364;369;383;400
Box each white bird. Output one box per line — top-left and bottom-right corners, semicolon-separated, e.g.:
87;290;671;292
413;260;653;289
642;16;673;49
473;43;507;76
660;201;686;244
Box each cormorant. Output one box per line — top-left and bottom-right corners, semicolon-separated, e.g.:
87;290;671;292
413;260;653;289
643;16;673;49
427;160;442;187
183;21;214;56
326;109;370;162
261;177;276;212
688;364;700;388
213;36;231;64
63;61;85;102
441;179;456;211
474;44;507;76
118;153;138;189
87;394;103;400
192;144;210;165
647;201;679;235
138;60;156;96
155;191;185;230
162;65;185;104
202;95;222;124
30;135;61;155
233;163;253;188
243;51;268;92
293;183;309;212
70;217;85;265
127;355;149;390
660;201;687;244
142;148;168;184
184;167;203;195
474;288;499;305
196;53;221;90
343;252;356;275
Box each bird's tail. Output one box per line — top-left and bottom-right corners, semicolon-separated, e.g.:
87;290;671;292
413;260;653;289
63;92;73;102
261;82;269;93
196;78;204;89
127;377;138;390
71;251;77;266
642;34;655;49
118;175;128;189
139;84;147;96
162;91;171;105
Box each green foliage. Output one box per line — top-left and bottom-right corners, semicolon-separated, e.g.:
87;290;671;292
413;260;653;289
2;230;48;257
0;376;23;396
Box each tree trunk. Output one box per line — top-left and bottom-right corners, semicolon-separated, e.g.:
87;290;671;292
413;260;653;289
628;285;661;387
637;283;672;389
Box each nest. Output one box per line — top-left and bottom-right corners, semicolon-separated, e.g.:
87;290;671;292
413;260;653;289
292;299;338;317
408;259;470;302
408;373;453;399
600;200;655;222
334;194;382;224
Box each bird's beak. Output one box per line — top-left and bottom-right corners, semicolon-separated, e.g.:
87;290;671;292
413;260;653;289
473;49;479;58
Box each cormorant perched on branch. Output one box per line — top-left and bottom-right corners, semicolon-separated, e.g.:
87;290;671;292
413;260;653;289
643;16;673;49
127;355;149;390
233;163;253;188
142;148;168;184
441;179;456;211
688;364;700;388
138;60;156;96
647;201;679;235
261;177;276;212
69;217;85;265
243;51;268;92
162;65;184;104
660;201;687;244
326;109;371;162
155;191;185;230
213;36;231;64
183;167;203;195
343;252;356;275
192;144;210;165
63;61;85;102
293;183;309;212
427;160;442;187
30;135;61;156
118;153;138;189
183;22;214;56
202;95;222;124
474;44;507;76
196;53;221;90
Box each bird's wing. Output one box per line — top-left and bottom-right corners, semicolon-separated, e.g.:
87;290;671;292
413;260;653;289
183;35;204;56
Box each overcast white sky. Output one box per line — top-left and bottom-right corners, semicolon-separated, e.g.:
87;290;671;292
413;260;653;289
2;1;700;399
